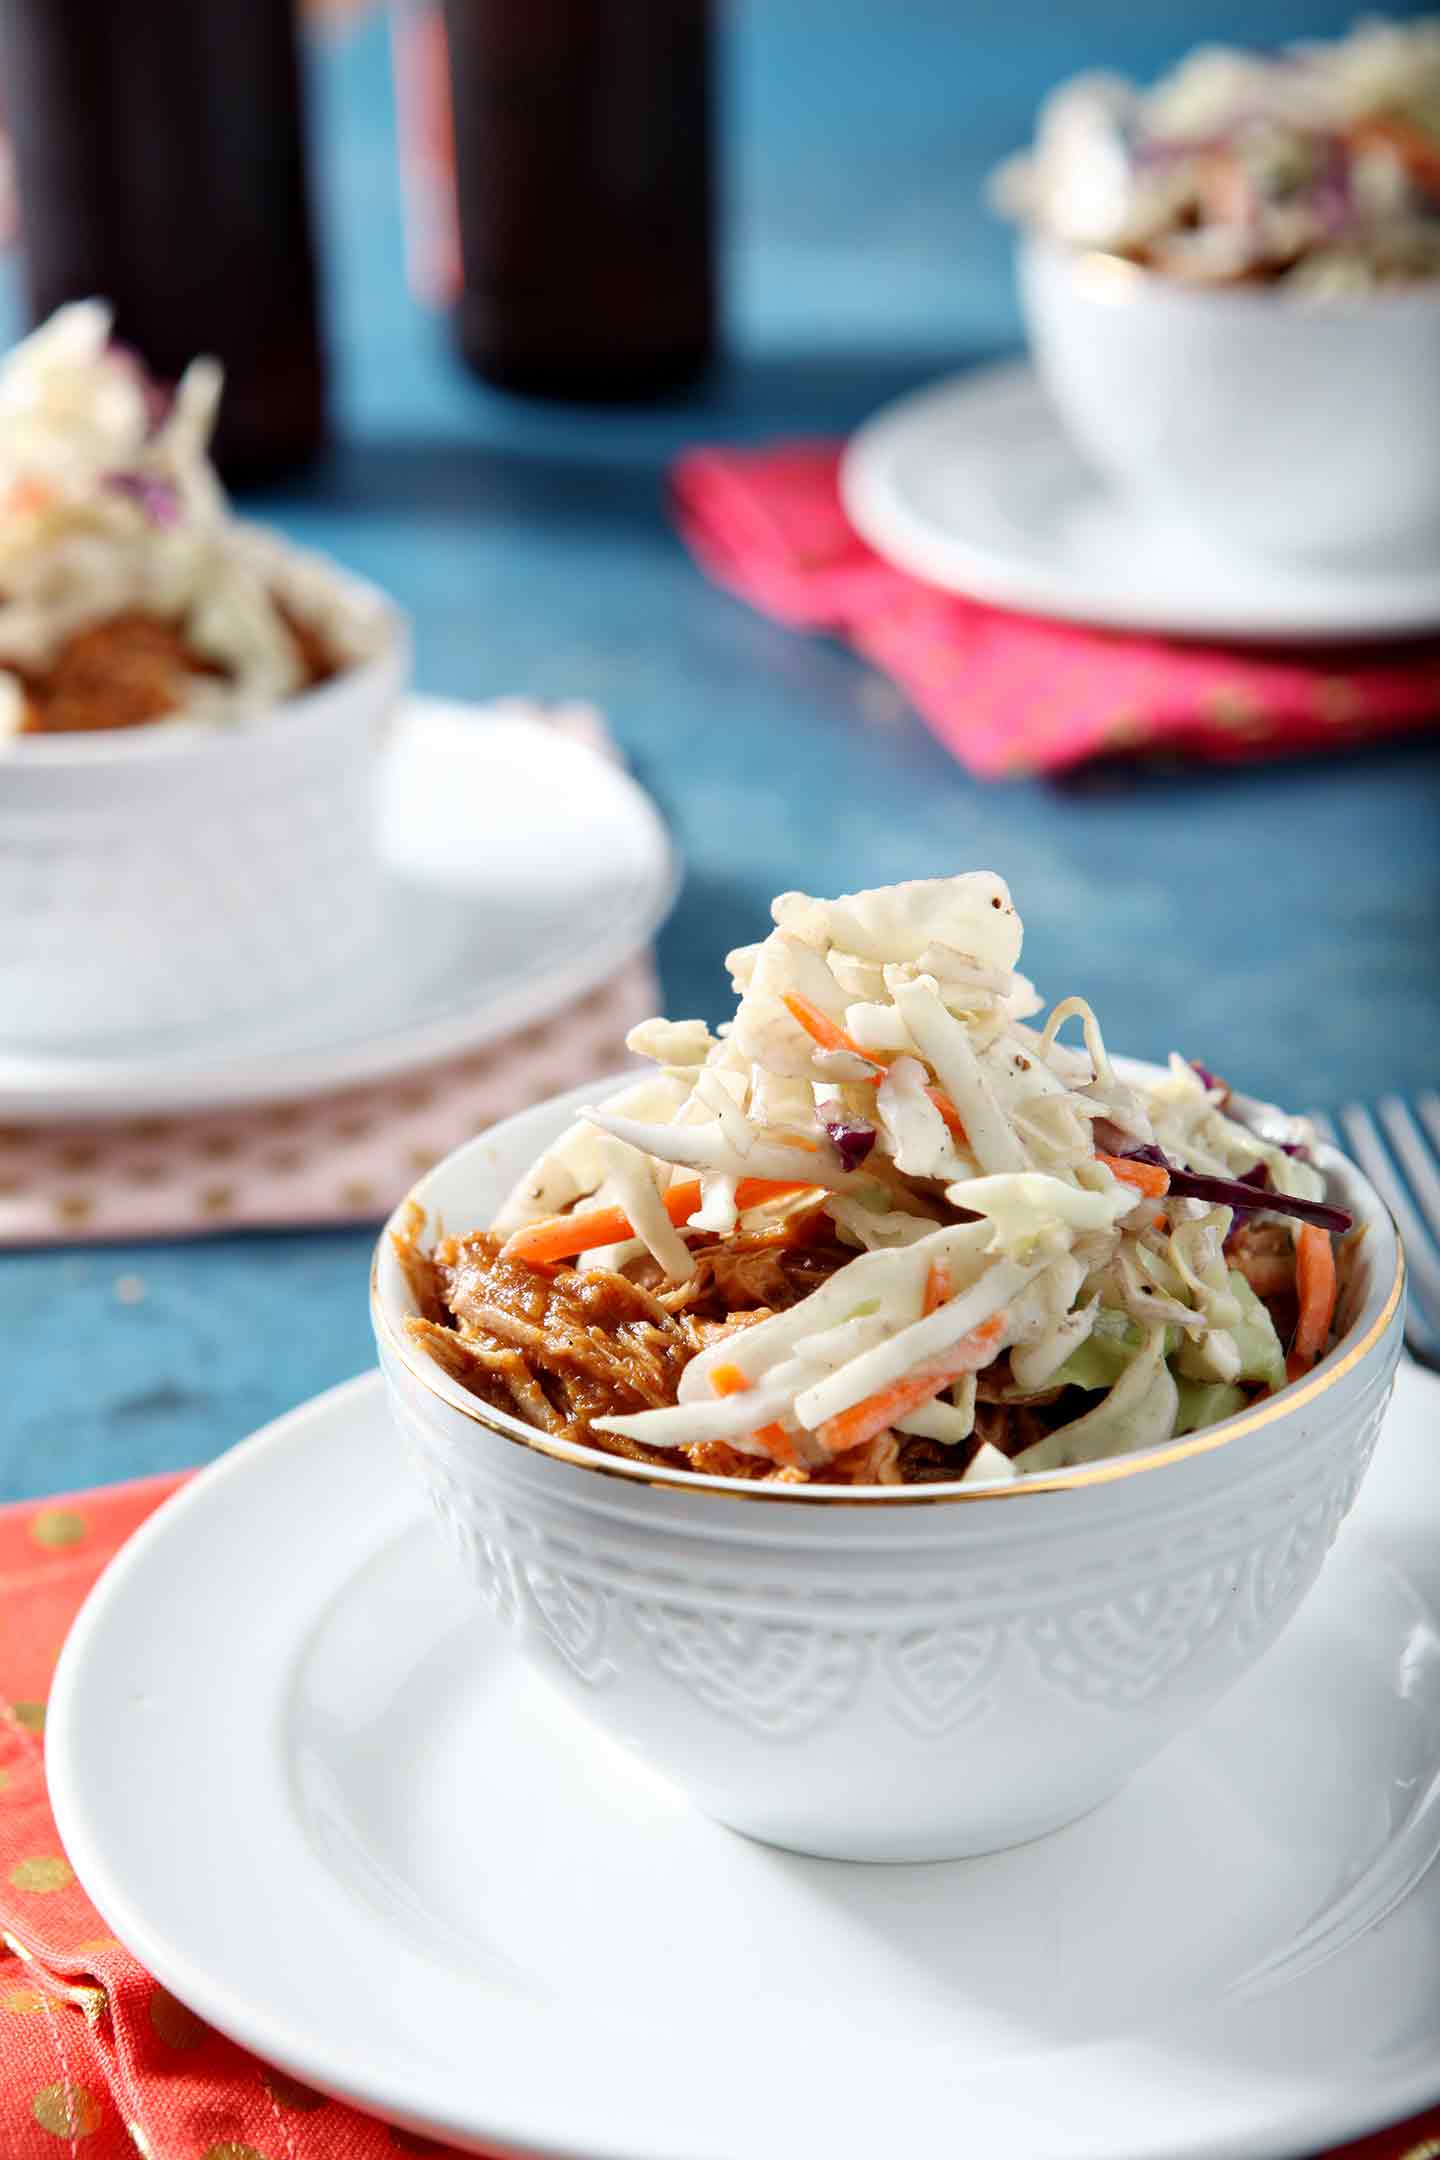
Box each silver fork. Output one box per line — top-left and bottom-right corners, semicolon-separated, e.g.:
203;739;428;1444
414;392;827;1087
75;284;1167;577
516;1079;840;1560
1311;1093;1440;1373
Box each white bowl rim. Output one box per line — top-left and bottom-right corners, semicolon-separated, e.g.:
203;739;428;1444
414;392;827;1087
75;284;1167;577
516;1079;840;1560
373;1066;1405;1507
1;556;407;769
1023;227;1440;319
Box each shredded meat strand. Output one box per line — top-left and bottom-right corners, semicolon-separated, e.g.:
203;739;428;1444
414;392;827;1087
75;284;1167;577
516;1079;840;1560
1228;1218;1296;1299
428;1233;695;1447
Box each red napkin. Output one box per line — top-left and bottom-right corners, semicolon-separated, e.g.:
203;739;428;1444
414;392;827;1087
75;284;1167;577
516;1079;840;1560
1;1473;1435;2159
670;442;1440;777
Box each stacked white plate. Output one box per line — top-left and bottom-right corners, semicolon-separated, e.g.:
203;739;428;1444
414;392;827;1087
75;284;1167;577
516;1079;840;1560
0;695;677;1120
842;361;1440;644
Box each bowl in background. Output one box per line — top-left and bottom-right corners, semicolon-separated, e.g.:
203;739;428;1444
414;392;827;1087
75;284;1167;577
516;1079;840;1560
1019;231;1440;566
373;1070;1404;1863
0;553;409;1048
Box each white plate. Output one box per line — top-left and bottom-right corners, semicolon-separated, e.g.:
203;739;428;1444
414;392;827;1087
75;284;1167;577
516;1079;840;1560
48;1364;1440;2160
841;361;1440;643
0;696;677;1122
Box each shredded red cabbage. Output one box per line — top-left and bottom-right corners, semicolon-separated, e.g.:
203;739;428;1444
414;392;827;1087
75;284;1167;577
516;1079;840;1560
1189;1060;1225;1093
1223;1162;1271;1237
104;472;180;527
822;1114;877;1172
1092;1115;1144;1156
1306;132;1353;238
1117;1145;1350;1233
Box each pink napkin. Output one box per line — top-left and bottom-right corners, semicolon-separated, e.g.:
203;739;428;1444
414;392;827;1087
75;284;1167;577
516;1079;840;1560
670;441;1440;777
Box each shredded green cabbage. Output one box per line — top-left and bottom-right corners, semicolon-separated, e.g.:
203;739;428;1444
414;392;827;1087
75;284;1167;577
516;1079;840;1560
1173;1378;1250;1435
1227;1270;1288;1390
1044;1307;1180;1393
1015;1326;1178;1471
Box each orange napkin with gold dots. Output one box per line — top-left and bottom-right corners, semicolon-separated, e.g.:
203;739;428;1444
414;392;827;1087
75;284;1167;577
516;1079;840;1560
0;1478;478;2157
1;1475;1435;2160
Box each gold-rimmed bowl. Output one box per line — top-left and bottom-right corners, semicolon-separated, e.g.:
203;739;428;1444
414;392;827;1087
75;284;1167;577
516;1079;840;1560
372;1070;1403;1861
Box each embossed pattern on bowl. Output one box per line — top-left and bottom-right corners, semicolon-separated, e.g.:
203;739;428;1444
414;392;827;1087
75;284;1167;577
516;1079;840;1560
374;1074;1404;1861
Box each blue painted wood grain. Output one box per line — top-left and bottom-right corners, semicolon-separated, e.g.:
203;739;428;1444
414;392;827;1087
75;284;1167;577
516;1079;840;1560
3;1;1437;1498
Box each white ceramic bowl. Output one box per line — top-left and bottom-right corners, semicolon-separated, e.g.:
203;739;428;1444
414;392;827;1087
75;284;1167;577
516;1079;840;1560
373;1069;1404;1863
0;556;408;1048
1019;231;1440;564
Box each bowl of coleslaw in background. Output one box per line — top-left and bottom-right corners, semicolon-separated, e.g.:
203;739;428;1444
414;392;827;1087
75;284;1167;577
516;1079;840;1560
997;20;1440;563
0;304;408;1048
374;1077;1403;1864
1017;234;1440;563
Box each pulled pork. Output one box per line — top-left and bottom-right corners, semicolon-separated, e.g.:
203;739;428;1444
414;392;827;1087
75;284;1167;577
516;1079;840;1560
15;601;341;734
397;1209;1063;1484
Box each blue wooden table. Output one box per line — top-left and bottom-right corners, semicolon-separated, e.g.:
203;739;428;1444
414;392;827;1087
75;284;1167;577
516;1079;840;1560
4;0;1437;1501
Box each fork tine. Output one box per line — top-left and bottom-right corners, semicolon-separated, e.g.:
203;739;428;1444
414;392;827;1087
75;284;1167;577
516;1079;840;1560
1379;1097;1440;1250
1417;1091;1440;1163
1338;1102;1440;1360
1308;1111;1339;1149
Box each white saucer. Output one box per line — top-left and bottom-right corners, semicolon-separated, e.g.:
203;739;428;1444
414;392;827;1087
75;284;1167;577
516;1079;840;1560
0;697;677;1122
842;361;1440;643
48;1364;1440;2159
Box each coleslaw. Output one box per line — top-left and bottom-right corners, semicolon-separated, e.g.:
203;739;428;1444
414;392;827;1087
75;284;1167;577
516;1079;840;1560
0;303;375;737
401;872;1353;1487
994;16;1440;291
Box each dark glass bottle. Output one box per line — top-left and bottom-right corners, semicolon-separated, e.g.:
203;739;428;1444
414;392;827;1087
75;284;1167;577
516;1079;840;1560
0;0;327;487
442;0;714;399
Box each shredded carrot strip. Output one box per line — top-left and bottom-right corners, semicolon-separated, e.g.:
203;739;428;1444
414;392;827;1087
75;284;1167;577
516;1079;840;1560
5;477;54;518
783;988;970;1143
815;1311;1006;1457
923;1261;951;1314
1349;113;1440;190
732;1177;814;1211
504;1183;701;1264
925;1086;968;1142
756;1425;802;1468
782;991;881;1065
1096;1151;1170;1200
708;1363;799;1466
1287;1223;1338;1382
503;1176;811;1266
